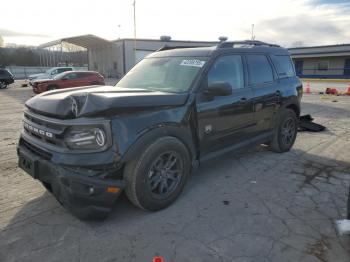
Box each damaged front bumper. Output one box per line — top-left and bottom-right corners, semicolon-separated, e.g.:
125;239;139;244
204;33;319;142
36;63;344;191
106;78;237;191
17;142;125;219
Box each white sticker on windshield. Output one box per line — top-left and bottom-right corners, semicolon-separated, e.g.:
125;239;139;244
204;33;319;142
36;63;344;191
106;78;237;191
180;59;206;67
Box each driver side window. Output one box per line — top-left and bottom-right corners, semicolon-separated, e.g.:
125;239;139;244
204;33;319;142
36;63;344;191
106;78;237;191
65;73;77;80
207;55;244;89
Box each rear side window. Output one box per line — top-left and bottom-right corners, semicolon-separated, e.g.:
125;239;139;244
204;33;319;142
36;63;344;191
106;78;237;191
57;68;72;73
246;55;274;85
77;72;88;78
271;55;295;78
65;73;78;79
207;55;244;89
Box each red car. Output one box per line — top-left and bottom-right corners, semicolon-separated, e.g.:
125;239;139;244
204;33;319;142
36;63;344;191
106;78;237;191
32;71;105;94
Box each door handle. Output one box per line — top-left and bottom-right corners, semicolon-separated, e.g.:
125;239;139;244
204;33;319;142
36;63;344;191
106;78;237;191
237;97;248;105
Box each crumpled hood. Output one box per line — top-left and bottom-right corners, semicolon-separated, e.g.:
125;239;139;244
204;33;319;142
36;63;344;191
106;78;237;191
25;85;189;119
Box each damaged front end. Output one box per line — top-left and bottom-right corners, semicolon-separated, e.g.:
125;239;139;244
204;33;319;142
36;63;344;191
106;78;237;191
17;105;125;219
18;85;189;218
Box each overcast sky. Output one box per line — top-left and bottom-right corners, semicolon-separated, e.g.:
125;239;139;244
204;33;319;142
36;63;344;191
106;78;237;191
1;0;350;47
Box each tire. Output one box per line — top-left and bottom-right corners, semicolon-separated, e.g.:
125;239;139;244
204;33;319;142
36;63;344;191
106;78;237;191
47;85;56;91
269;108;298;153
124;136;191;211
0;81;8;89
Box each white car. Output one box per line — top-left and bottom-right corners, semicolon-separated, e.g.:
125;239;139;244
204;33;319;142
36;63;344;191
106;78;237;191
28;67;74;86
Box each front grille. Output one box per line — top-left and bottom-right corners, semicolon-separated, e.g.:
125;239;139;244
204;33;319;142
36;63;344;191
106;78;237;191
23;111;67;148
20;138;52;160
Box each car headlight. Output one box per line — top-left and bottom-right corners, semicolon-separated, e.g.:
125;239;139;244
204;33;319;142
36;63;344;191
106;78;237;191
65;126;107;150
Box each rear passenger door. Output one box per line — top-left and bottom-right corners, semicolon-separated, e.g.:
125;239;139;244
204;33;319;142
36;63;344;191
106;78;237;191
246;54;279;134
196;54;255;154
76;73;91;86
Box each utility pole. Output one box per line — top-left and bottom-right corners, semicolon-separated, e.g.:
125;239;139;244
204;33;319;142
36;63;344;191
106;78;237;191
117;24;121;39
251;24;255;41
133;0;137;64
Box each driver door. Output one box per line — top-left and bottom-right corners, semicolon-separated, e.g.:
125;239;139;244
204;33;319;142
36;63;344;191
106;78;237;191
61;73;79;88
196;54;255;155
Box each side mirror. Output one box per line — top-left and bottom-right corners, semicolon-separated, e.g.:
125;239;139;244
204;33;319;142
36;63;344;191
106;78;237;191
203;82;232;97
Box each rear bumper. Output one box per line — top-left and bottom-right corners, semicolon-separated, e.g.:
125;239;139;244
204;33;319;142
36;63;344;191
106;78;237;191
17;145;125;219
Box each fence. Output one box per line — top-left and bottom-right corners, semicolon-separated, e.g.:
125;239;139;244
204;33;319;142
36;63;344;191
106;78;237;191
5;66;87;79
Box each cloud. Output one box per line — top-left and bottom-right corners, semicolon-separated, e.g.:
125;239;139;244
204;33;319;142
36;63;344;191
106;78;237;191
247;0;350;47
312;0;350;4
257;16;347;46
0;28;49;38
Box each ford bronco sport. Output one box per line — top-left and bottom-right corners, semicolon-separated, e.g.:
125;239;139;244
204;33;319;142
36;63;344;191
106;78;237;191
17;40;302;219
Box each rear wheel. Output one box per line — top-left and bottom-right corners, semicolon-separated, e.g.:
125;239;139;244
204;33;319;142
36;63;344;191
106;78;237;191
270;109;298;153
124;136;191;211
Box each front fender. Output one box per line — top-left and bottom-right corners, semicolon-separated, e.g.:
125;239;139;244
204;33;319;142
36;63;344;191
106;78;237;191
120;125;197;164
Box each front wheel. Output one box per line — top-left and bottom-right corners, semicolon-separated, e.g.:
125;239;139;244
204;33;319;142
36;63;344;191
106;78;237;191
0;81;8;89
124;136;191;211
270;109;298;153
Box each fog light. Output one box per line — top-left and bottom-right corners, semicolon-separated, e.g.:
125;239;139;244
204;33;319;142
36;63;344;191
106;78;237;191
107;186;120;193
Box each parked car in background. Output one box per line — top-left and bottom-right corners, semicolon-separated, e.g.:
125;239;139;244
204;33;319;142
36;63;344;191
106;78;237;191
28;67;74;85
32;71;105;94
0;69;15;89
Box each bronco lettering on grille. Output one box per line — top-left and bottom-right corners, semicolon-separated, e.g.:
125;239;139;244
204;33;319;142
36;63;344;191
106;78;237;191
24;122;53;138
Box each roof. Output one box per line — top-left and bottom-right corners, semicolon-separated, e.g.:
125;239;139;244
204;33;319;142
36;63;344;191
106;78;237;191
112;38;218;44
288;44;350;58
38;34;112;49
148;44;289;58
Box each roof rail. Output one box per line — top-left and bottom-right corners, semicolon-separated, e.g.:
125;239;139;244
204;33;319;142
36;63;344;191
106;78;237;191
156;45;210;52
217;40;280;49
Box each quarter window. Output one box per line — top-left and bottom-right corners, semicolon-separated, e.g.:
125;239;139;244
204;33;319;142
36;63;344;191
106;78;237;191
246;55;274;85
271;55;295;78
207;55;244;89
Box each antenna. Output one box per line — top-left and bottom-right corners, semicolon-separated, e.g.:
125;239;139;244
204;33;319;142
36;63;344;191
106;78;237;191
251;24;255;40
133;0;137;64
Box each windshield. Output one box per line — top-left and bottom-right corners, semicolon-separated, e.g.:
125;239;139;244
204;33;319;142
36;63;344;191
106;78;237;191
116;57;207;92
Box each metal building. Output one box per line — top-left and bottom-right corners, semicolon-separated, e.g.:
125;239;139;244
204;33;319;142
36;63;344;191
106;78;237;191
289;44;350;79
39;35;217;78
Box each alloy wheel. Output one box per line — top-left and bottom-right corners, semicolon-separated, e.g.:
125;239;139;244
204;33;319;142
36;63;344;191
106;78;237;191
147;151;183;199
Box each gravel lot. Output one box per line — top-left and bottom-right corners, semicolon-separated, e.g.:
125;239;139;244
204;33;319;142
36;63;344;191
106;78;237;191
0;82;349;262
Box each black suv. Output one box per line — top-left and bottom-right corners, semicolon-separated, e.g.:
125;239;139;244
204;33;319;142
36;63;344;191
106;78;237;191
17;41;302;219
0;68;14;88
